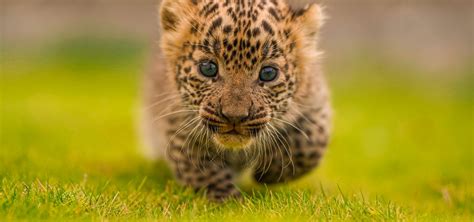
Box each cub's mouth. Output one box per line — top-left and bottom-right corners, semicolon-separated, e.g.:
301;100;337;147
204;122;265;150
213;133;253;150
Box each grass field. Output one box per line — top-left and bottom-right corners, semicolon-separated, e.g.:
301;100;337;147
1;36;473;221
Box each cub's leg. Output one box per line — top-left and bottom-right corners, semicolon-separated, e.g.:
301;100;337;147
166;124;240;201
253;108;330;184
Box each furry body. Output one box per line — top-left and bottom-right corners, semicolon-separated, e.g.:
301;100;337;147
142;0;331;201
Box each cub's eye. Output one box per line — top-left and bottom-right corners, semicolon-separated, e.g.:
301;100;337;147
198;61;218;78
259;66;279;82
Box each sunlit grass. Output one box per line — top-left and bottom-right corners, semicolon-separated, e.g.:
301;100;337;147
1;36;472;221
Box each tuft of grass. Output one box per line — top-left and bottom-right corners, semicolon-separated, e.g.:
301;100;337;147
1;36;472;221
0;178;415;221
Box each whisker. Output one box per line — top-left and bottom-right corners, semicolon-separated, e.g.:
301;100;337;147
146;95;182;109
181;119;204;173
272;117;310;141
165;116;201;162
268;123;295;179
152;110;199;123
152;91;180;99
262;126;276;176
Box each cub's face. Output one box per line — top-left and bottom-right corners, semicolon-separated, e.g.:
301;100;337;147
159;0;323;149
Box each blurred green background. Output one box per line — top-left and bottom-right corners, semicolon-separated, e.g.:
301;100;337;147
1;0;473;220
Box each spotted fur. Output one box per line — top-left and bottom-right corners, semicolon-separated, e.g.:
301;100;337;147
141;0;331;201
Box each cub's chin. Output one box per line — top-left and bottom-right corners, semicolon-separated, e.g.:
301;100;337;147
213;133;253;150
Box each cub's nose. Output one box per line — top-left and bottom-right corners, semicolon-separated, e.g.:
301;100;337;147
219;86;252;125
221;106;250;125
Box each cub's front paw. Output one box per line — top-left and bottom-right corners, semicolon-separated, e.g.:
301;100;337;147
205;184;241;202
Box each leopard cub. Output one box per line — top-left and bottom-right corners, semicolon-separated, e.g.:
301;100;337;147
141;0;331;201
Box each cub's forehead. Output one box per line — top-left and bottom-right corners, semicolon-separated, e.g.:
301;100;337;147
186;0;294;71
192;0;291;34
195;0;289;19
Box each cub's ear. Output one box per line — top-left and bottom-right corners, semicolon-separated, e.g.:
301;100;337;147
159;0;198;32
292;3;326;42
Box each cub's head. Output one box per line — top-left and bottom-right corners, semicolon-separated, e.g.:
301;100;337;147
159;0;324;149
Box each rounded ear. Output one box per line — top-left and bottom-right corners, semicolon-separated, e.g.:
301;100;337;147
159;0;198;32
293;3;326;42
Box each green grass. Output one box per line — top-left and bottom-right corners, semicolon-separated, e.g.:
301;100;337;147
1;36;473;221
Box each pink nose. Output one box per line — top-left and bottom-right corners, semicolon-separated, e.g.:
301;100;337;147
221;107;250;124
219;82;252;125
